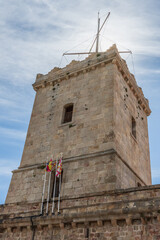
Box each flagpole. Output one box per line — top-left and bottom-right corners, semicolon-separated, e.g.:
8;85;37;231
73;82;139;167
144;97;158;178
58;153;63;214
57;173;61;214
46;171;51;215
52;159;58;214
40;165;47;215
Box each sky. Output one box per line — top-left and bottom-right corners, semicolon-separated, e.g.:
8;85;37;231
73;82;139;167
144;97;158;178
0;0;160;204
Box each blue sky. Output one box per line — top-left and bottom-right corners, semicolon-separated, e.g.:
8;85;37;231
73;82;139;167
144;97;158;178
0;0;160;204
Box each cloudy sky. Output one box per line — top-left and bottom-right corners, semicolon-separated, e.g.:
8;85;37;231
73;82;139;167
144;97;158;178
0;0;160;204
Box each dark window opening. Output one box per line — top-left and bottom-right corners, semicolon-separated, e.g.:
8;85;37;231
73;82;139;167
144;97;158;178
50;171;63;199
63;104;73;124
137;182;141;187
85;228;89;238
132;117;136;139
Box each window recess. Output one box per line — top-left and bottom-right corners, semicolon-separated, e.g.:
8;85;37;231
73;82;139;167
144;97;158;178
131;117;136;139
62;104;73;124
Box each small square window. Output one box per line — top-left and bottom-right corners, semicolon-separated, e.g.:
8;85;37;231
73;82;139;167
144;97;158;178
62;104;73;124
132;117;136;139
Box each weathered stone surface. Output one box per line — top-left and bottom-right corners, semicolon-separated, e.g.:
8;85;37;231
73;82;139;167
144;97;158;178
1;185;160;239
1;45;155;239
6;45;151;204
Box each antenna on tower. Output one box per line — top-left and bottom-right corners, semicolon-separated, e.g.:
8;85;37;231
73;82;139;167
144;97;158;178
63;12;110;56
63;12;131;56
89;12;110;54
96;12;100;53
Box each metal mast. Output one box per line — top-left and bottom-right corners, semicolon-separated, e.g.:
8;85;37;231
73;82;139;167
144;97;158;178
63;12;111;56
63;12;131;56
96;12;100;53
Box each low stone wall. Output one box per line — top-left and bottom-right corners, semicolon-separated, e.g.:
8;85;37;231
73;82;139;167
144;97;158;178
1;219;160;240
1;185;160;239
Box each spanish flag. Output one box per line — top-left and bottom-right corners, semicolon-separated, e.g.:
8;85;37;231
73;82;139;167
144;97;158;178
46;159;56;172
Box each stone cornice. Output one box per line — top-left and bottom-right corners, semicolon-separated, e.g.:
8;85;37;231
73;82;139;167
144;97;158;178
14;149;116;173
32;54;114;91
2;209;160;229
2;184;160;208
13;148;146;186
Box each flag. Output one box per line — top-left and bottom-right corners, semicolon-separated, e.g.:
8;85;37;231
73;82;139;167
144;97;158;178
46;159;56;172
56;158;62;177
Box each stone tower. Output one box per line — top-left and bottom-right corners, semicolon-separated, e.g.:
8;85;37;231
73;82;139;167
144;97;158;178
6;44;151;205
1;45;160;240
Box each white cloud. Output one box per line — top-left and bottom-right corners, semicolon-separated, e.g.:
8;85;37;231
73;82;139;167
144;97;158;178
0;159;19;176
0;115;26;123
0;98;16;107
135;69;160;75
0;0;160;89
0;127;26;141
0;166;12;176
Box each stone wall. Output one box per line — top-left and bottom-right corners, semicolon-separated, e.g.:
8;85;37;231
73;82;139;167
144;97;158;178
1;222;160;240
6;54;117;204
115;154;144;188
113;60;151;185
20;62;114;168
6;150;146;204
2;185;160;240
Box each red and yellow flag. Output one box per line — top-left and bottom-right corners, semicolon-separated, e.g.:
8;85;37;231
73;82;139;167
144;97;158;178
56;158;62;177
46;159;56;172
